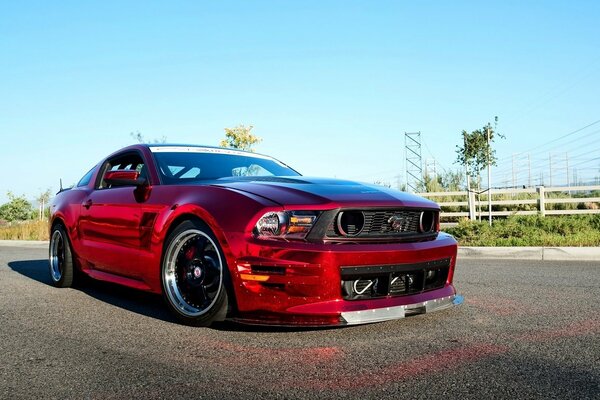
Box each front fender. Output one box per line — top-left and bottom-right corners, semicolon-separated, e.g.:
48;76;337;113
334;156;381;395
142;185;279;293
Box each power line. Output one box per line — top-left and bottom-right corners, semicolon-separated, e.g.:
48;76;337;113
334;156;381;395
422;137;449;175
570;155;600;169
494;143;600;178
496;119;600;163
523;128;600;159
500;58;600;130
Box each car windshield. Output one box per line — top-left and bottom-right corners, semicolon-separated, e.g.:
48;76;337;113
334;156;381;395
150;147;300;184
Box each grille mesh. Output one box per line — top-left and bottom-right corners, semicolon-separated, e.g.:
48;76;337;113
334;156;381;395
363;210;421;235
327;210;423;238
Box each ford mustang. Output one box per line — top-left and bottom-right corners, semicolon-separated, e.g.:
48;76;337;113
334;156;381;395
49;144;462;326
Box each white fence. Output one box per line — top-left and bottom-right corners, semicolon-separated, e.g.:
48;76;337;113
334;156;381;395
418;185;600;221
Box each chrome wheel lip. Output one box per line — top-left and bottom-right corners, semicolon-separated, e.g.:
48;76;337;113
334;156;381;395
49;230;64;282
162;229;223;317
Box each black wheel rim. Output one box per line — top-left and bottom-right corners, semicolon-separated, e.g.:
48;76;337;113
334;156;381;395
163;229;223;317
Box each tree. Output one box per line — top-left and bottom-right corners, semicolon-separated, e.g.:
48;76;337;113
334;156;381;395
0;192;33;222
455;118;503;189
130;131;167;144
439;170;464;191
220;125;261;152
373;180;392;188
36;189;52;220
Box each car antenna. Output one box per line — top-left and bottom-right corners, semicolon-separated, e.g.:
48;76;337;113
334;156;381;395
59;178;63;192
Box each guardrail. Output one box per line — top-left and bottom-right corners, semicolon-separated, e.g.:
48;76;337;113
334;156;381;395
418;185;600;221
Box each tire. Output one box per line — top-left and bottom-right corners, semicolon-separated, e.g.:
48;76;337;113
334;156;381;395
161;219;229;326
48;224;75;288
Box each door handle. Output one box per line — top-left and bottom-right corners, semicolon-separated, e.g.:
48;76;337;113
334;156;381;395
83;199;93;209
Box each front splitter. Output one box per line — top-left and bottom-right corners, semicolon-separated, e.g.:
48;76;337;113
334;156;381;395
340;294;464;325
230;294;464;327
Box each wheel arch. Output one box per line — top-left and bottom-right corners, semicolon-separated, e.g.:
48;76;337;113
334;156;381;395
50;215;65;230
158;209;239;314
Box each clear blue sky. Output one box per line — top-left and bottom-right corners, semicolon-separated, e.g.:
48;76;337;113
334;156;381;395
2;1;599;204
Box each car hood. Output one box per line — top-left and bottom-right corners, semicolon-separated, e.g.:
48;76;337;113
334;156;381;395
211;176;439;209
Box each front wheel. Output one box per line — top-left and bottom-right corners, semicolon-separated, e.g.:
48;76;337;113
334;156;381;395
161;220;229;326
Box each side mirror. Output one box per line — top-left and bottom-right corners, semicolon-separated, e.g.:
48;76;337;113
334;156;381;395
104;170;147;187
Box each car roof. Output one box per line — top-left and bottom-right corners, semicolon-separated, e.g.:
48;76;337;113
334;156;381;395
143;144;276;160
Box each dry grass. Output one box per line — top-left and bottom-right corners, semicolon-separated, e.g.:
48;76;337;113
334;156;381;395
0;220;49;241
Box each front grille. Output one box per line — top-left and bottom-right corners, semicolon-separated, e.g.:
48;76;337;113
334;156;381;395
324;209;436;240
305;208;439;243
341;258;450;300
362;210;421;234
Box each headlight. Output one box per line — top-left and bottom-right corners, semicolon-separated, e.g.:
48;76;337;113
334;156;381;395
254;211;319;240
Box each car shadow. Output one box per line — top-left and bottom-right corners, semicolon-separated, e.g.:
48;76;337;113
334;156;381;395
8;259;336;332
8;259;54;286
8;259;176;324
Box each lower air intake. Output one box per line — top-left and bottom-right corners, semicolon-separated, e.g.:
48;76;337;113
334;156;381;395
340;258;450;300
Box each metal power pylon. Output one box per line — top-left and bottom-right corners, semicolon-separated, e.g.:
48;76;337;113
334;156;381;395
405;132;423;192
548;152;570;187
425;158;438;179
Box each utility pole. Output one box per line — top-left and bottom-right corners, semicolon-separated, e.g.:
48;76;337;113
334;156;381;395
549;154;553;187
528;154;532;188
566;152;570;195
512;154;516;188
395;174;402;191
486;125;492;226
425;159;437;179
463;131;475;221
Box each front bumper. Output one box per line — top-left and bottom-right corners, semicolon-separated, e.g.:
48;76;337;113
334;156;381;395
225;232;460;326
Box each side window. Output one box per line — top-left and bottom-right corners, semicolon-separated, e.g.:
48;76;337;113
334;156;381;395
97;152;146;189
77;167;95;187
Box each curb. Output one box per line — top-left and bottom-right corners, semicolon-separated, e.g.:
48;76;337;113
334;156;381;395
0;240;48;248
459;246;600;261
1;241;598;261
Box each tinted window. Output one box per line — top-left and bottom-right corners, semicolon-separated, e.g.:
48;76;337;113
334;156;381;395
152;151;299;184
98;152;146;189
77;167;95;187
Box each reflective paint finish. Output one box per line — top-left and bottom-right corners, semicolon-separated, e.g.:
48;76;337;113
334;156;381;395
50;144;459;325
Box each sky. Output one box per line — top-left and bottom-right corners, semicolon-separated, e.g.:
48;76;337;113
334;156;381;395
1;1;599;204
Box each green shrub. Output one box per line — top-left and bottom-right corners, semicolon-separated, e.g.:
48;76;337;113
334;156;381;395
446;215;600;246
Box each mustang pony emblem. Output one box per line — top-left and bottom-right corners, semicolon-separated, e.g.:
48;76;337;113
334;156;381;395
388;215;407;232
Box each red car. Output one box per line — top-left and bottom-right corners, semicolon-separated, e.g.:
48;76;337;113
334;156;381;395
49;144;462;326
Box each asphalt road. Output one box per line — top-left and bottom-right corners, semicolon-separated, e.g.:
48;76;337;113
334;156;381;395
1;245;599;399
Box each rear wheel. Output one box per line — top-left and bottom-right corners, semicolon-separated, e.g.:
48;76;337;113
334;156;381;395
161;220;229;326
48;224;74;288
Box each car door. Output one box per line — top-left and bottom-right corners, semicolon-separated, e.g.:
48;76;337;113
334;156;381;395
78;151;147;279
